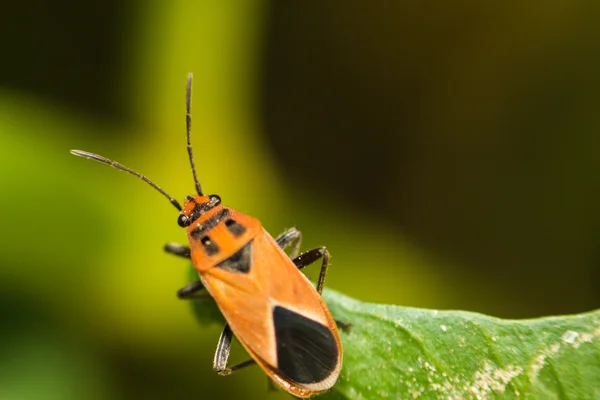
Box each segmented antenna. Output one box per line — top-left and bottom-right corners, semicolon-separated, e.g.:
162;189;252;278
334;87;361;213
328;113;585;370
186;73;203;195
70;150;182;211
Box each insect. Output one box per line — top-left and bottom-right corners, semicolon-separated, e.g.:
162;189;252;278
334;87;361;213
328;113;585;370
71;73;344;398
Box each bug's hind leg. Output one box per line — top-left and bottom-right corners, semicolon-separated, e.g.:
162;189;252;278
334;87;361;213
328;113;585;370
275;228;302;259
292;247;352;331
164;242;191;258
214;324;256;376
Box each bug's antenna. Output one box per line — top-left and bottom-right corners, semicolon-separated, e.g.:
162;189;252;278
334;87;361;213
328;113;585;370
70;150;183;211
186;73;203;196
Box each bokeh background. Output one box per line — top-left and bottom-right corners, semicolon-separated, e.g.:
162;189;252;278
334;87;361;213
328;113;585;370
1;1;600;399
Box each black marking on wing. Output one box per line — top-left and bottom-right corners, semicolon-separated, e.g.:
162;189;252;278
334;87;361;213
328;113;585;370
215;240;253;273
200;236;219;256
224;218;247;237
273;306;339;384
190;209;230;240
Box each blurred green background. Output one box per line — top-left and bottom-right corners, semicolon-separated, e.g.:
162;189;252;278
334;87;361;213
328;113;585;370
1;1;600;399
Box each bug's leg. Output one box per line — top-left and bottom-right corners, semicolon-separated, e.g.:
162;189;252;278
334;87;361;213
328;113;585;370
293;248;352;331
177;281;205;299
214;324;256;376
164;242;191;258
275;228;302;259
292;247;330;294
166;243;202;299
335;319;352;331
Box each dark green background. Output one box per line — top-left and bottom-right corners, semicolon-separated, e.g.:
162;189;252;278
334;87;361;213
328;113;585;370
1;1;599;399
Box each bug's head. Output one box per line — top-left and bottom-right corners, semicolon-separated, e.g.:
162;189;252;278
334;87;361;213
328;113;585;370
177;194;222;227
71;74;216;224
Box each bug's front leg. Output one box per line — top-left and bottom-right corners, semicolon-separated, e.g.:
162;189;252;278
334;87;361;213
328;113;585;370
214;324;256;376
164;242;191;258
166;243;206;299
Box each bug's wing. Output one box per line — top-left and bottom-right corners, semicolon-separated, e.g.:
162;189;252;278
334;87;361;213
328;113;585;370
270;304;340;385
199;231;341;386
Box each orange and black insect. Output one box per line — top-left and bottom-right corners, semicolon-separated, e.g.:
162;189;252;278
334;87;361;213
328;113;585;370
71;73;345;398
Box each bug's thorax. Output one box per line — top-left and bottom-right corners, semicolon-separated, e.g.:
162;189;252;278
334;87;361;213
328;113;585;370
181;195;261;272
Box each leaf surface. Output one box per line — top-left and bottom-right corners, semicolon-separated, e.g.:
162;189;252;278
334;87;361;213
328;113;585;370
188;267;600;399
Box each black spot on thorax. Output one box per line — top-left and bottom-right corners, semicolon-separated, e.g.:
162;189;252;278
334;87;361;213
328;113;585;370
224;218;247;237
200;236;219;256
216;240;253;273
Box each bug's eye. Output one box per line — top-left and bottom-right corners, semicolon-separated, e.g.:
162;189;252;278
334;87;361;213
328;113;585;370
177;214;190;227
209;194;221;205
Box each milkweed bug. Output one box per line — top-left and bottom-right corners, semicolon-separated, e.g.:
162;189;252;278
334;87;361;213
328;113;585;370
71;73;346;398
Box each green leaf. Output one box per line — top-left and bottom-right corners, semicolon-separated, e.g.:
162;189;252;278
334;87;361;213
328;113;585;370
322;290;600;399
188;266;600;399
